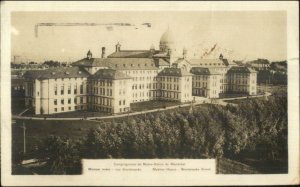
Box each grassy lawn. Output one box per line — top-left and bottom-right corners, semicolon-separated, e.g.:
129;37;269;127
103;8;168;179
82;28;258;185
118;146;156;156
11;97;26;115
217;158;260;174
223;97;265;105
130;100;181;112
239;158;288;174
24;110;111;118
12;119;103;154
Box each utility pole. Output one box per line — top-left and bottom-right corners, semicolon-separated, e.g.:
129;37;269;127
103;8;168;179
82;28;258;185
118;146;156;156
22;122;26;154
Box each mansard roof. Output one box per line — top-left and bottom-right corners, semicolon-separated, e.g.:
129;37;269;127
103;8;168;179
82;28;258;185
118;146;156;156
106;58;159;70
188;58;227;67
90;69;132;80
227;66;257;74
73;57;158;70
72;58;111;67
107;50;159;58
23;67;90;80
158;67;192;77
190;67;221;75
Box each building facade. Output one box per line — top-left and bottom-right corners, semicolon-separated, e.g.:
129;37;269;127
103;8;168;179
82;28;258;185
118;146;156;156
24;67;90;115
190;67;221;98
22;28;257;115
88;69;132;113
156;68;193;102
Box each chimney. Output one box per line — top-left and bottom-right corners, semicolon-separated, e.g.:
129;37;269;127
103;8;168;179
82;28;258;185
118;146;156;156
101;47;106;58
115;42;121;52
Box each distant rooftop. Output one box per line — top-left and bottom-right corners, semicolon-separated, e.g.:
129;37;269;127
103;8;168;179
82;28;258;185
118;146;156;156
158;67;192;77
90;69;132;80
72;57;158;70
23;67;90;80
107;50;160;58
228;66;256;73
190;67;221;75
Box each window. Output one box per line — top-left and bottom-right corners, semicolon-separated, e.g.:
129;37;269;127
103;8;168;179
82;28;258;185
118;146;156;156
68;98;71;104
61;107;64;111
123;100;125;105
54;86;57;95
68;106;71;110
68;85;71;94
74;98;77;104
80;97;83;104
80;85;83;94
54;99;57;105
119;100;122;105
61;86;64;95
61;99;64;104
54;108;57;112
74;86;77;94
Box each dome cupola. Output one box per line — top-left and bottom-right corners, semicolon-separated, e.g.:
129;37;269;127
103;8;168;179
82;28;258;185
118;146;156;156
159;27;175;52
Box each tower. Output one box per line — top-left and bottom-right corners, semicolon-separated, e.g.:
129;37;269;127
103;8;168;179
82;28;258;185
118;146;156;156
183;47;187;59
87;50;92;59
115;42;121;52
219;53;224;60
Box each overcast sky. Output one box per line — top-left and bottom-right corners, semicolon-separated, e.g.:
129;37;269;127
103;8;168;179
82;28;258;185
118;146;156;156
11;11;287;63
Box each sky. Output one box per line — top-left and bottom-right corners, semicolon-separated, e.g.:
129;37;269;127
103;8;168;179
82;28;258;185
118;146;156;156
11;11;287;63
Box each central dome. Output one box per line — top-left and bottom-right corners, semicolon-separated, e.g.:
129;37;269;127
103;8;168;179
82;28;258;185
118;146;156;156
160;28;174;44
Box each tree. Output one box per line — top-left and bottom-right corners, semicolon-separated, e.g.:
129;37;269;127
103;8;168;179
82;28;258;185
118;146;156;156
37;136;82;174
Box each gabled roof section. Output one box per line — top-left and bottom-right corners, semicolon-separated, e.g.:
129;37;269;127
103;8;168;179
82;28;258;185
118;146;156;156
173;58;191;66
155;58;170;66
158;68;192;77
90;69;132;80
72;58;110;67
190;67;221;75
107;50;160;58
153;52;169;58
23;67;90;80
227;66;257;74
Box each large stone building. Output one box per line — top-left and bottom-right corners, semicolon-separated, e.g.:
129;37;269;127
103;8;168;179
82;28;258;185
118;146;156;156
23;28;257;115
24;67;90;114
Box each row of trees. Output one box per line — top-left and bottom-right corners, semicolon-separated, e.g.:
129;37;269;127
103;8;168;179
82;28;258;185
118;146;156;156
257;70;287;85
14;93;287;174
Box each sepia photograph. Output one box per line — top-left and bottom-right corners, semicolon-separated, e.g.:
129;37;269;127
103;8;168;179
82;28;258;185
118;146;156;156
1;1;299;186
